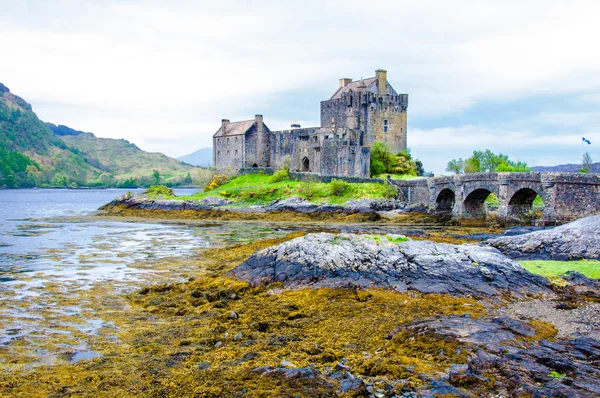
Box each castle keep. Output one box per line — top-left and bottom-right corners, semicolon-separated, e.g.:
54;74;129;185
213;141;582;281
213;69;408;177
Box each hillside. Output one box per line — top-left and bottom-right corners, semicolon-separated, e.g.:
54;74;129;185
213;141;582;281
532;163;599;173
59;133;193;185
177;147;213;167
0;82;193;188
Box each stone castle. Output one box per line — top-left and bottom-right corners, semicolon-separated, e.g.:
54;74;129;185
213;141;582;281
213;69;408;177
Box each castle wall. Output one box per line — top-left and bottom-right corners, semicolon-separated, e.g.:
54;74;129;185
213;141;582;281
321;91;408;155
213;134;244;171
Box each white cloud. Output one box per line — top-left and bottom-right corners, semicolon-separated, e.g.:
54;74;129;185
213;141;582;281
1;0;599;162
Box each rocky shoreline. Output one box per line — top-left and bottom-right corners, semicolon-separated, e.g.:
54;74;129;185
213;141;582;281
98;192;433;222
226;221;600;397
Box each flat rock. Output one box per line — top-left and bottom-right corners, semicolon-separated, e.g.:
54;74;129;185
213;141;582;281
200;196;232;206
264;197;344;213
388;315;535;345
231;233;552;297
488;214;600;260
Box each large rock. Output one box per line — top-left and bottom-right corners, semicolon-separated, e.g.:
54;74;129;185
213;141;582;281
488;214;600;260
232;233;552;297
264;197;344;213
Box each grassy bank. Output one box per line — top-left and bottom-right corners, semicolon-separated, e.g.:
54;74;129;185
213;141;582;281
520;260;600;279
150;173;398;205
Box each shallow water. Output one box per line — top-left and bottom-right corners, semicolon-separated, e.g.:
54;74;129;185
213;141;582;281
0;189;303;369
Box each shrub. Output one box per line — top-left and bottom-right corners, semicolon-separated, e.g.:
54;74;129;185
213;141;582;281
203;174;228;192
269;169;289;183
330;179;350;196
382;183;399;199
145;185;174;197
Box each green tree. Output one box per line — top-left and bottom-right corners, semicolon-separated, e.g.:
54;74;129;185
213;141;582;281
370;142;418;177
183;172;193;186
453;149;530;174
582;152;594;173
26;165;40;187
50;172;69;187
99;173;114;187
446;158;465;174
151;170;161;185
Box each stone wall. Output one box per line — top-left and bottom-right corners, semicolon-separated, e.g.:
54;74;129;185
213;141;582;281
213;134;244;170
390;178;429;204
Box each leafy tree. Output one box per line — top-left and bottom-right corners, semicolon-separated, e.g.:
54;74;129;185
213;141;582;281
183;172;192;186
370;142;418;177
446;158;465;174
151;170;161;186
50;172;69;187
582;152;594;173
448;150;530;174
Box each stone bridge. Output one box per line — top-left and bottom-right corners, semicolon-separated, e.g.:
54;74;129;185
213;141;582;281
392;172;600;224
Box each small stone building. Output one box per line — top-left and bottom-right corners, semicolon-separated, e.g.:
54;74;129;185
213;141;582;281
213;69;408;177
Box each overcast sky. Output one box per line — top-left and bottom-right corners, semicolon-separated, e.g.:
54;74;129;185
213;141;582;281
2;0;599;173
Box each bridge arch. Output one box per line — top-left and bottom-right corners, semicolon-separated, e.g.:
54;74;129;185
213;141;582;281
507;187;543;218
436;188;455;213
463;188;494;218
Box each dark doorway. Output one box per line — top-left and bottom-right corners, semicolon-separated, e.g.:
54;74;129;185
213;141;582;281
302;157;310;172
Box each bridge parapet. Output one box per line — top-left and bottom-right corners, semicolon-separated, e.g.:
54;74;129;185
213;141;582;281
426;172;600;225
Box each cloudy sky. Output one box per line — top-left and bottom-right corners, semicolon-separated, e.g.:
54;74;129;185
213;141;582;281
1;0;599;173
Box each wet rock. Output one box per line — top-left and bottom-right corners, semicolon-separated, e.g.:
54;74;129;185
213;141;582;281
232;233;553;297
488;214;600;260
562;271;600;288
457;337;600;397
227;311;239;320
197;361;211;370
280;359;297;368
263;197;324;213
387;315;535;345
200;196;232;206
344;199;406;213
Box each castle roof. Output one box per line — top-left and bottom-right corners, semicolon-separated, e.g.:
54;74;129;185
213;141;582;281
329;76;398;100
213;119;256;137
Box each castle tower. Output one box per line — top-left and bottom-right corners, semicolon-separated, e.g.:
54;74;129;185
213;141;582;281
320;69;408;154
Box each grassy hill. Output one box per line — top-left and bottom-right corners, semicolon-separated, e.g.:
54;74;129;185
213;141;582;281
0;82;194;188
59;132;194;186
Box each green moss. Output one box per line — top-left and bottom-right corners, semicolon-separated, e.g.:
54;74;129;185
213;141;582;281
519;260;600;279
145;185;175;198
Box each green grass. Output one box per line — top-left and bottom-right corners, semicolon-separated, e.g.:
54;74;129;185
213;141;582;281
519;260;600;279
170;173;398;205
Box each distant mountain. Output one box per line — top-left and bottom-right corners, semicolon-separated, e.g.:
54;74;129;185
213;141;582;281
0;82;193;188
532;163;599;173
178;147;213;167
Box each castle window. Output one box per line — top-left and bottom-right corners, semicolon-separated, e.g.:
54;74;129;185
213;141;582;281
235;150;238;155
384;120;388;133
227;138;230;145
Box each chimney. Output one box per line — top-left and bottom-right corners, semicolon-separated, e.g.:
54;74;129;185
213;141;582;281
339;78;353;88
221;119;230;133
375;69;387;96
